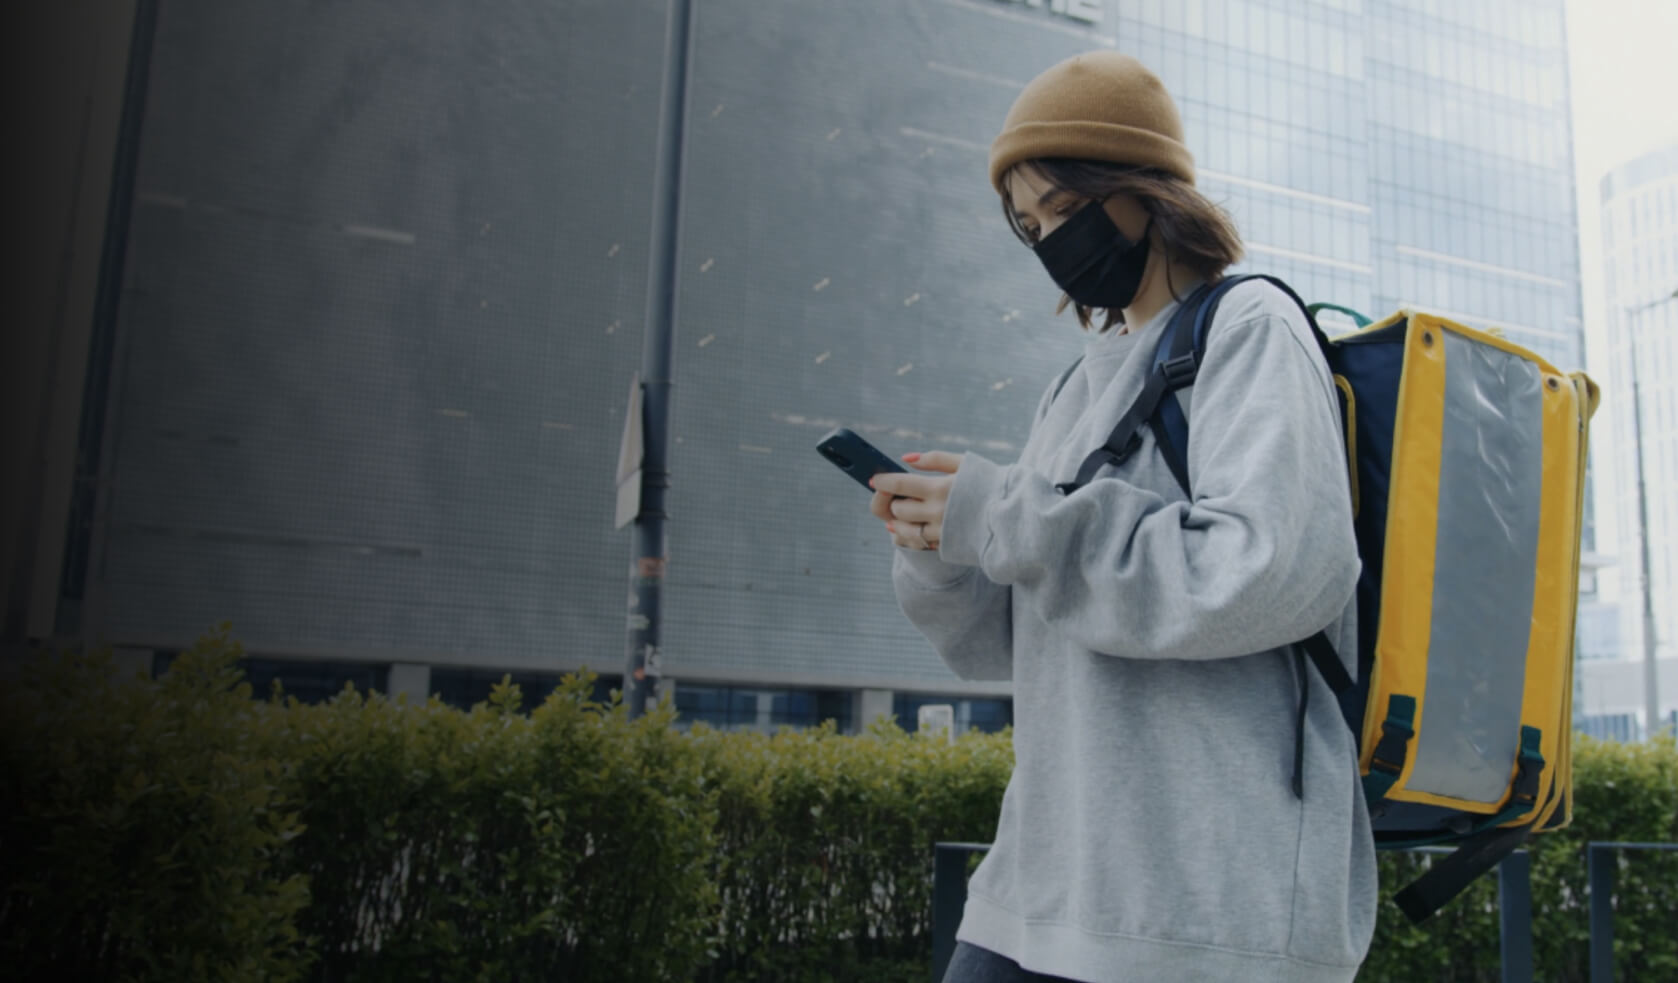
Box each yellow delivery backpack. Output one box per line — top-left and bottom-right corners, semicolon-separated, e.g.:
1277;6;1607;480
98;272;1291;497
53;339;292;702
1327;297;1597;922
1054;274;1600;922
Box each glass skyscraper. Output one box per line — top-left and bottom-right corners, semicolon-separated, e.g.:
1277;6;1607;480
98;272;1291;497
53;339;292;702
1587;143;1678;738
50;0;1586;731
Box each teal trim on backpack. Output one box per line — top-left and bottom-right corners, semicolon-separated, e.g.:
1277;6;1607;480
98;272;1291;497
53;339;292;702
1443;725;1546;838
1478;725;1545;829
1361;693;1417;806
1307;302;1373;328
1373;726;1546;850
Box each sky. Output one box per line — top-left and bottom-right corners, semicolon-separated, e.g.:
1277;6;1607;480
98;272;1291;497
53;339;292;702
1563;0;1678;592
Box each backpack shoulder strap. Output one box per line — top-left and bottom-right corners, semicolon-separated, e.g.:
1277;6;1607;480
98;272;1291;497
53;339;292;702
1056;275;1359;804
1057;276;1253;495
1300;630;1353;693
1056;274;1322;497
1154;274;1327;490
1166;273;1320;379
1053;283;1208;495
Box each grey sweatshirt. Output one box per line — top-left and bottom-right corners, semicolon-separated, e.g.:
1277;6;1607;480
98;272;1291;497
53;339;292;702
894;279;1377;982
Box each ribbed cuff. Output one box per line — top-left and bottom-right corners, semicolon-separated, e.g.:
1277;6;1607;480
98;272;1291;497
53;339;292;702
892;546;974;590
958;892;1360;983
940;452;1007;569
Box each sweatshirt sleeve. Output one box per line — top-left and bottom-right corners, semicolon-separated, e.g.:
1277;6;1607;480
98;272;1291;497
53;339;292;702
891;552;1013;681
936;308;1359;661
887;366;1071;682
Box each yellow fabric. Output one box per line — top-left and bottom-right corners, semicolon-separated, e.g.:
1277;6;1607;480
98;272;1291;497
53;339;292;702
1358;315;1594;823
1361;319;1445;797
1540;372;1599;832
1507;359;1579;825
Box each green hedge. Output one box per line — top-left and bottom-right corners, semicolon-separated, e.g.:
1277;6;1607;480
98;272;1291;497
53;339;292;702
277;661;717;982
0;632;310;981
1361;733;1678;983
2;629;1675;981
690;719;1010;983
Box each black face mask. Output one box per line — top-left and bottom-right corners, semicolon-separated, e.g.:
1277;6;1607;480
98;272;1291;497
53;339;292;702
1032;200;1152;311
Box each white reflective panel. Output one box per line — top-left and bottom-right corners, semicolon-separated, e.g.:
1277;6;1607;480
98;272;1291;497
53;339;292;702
1408;331;1545;804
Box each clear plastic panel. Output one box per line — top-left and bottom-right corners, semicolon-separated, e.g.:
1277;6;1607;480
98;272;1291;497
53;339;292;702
1409;330;1542;805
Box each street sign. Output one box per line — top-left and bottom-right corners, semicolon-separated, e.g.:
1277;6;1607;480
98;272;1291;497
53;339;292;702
615;372;643;529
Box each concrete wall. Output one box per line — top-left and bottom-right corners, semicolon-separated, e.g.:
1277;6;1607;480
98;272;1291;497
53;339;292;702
5;2;139;655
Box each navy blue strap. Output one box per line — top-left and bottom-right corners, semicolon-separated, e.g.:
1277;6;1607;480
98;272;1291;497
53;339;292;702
1056;369;1167;494
1290;630;1354;801
1394;823;1532;924
1147;279;1227;494
1147;412;1191;495
1057;281;1214;495
1299;630;1353;694
1059;275;1317;497
1291;646;1310;799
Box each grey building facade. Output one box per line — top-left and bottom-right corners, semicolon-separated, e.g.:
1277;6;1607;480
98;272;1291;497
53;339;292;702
17;0;1586;732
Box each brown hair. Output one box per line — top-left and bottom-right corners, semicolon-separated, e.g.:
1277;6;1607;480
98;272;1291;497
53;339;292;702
999;159;1244;332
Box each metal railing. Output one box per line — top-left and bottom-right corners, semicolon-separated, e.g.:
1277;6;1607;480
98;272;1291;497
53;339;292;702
931;842;991;982
931;842;1535;983
1588;841;1678;983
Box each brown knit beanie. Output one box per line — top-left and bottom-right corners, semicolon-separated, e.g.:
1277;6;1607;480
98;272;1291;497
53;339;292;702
989;52;1194;192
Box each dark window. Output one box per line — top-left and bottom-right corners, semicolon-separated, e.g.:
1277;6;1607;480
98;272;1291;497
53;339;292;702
815;689;855;731
893;693;1013;735
430;667;619;711
242;659;387;704
675;685;854;732
773;688;855;730
152;651;387;704
1577;713;1640;744
770;690;813;728
675;685;758;729
964;698;1013;734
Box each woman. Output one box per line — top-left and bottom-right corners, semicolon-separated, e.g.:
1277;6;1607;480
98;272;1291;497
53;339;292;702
868;53;1376;982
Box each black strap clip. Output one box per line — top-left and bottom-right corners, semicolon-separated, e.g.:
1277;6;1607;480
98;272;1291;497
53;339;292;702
1159;353;1199;390
1055;433;1142;495
1370;718;1414;776
1107;431;1144;466
1511;750;1542;806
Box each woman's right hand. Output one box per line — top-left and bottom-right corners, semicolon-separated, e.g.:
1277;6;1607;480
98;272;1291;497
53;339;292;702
869;452;961;550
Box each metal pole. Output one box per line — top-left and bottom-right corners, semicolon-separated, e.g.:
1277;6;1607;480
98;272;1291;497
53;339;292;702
1588;844;1615;983
931;843;989;983
1628;329;1660;739
1497;851;1533;983
622;0;696;721
1624;288;1675;739
54;0;160;640
1586;843;1678;983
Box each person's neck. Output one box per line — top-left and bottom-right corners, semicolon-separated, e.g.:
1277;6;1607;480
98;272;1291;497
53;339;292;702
1119;256;1203;332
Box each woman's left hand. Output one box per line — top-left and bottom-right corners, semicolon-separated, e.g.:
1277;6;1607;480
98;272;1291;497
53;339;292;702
868;451;961;551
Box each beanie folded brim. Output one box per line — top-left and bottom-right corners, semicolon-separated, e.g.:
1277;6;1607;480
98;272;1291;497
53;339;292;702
990;120;1196;192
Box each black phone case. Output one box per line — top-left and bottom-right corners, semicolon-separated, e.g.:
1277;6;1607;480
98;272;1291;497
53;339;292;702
816;428;906;490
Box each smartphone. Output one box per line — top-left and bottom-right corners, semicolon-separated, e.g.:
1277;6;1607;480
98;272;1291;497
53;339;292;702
816;427;906;491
